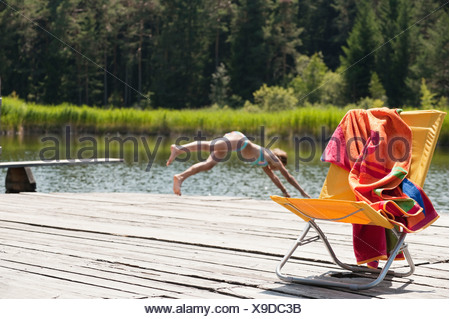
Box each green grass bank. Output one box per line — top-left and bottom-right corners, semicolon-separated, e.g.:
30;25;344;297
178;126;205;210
0;97;448;146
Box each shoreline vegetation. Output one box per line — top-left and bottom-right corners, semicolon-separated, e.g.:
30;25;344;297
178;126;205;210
0;97;448;146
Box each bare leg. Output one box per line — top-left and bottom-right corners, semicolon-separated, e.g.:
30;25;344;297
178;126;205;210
167;138;232;166
167;144;183;166
167;141;212;166
173;155;219;195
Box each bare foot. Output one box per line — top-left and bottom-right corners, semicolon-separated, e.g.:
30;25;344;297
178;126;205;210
173;175;183;196
167;144;181;166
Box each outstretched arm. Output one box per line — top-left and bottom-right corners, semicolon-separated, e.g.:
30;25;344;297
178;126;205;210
274;164;311;198
262;166;291;197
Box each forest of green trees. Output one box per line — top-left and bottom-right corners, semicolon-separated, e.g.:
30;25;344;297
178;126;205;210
0;0;448;110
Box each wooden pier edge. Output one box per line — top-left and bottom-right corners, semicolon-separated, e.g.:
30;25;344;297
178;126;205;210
0;192;448;299
0;158;123;193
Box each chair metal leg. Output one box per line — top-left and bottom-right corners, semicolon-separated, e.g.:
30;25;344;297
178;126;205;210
276;220;415;290
276;223;315;282
309;220;415;278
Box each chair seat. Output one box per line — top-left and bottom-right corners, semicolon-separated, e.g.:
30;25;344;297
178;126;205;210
271;195;394;229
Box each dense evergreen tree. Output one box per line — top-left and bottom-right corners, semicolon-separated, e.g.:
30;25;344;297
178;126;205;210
0;1;51;102
376;0;412;106
229;0;271;101
296;0;342;69
0;0;447;108
331;0;357;43
151;0;212;108
407;1;449;104
266;0;303;83
207;0;233;68
339;0;381;102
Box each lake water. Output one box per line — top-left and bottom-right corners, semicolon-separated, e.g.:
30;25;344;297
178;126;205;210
0;133;448;213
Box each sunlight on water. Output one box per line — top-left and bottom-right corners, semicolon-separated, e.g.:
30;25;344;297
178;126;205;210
0;134;448;213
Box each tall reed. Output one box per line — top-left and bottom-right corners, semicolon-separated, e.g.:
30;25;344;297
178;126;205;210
1;97;448;145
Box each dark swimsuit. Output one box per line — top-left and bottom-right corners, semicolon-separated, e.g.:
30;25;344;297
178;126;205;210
225;131;268;167
250;147;269;167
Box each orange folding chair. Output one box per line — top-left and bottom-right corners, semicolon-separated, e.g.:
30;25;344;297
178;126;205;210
271;110;446;290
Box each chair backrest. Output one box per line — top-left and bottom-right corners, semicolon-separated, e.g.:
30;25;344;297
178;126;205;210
319;110;446;200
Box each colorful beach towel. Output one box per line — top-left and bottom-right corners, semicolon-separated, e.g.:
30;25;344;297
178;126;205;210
322;108;439;266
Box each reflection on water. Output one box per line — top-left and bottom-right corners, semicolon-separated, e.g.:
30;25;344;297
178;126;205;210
0;133;448;213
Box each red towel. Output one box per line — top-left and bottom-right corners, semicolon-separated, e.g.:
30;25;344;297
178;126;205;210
322;108;439;266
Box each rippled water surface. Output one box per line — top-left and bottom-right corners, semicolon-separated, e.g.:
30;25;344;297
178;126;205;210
1;134;448;213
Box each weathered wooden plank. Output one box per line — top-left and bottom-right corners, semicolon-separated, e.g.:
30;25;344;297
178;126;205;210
0;225;368;299
0;196;446;258
0;210;444;272
0;160;123;192
0;158;123;168
3;193;447;240
0;222;296;298
0;193;443;243
419;262;449;273
0;193;447;299
0;235;279;294
1;257;216;299
0;213;446;276
0;231;354;299
0;222;444;298
1;222;447;288
0;265;140;299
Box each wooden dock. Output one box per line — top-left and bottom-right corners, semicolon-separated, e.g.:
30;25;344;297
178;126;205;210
0;193;448;299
